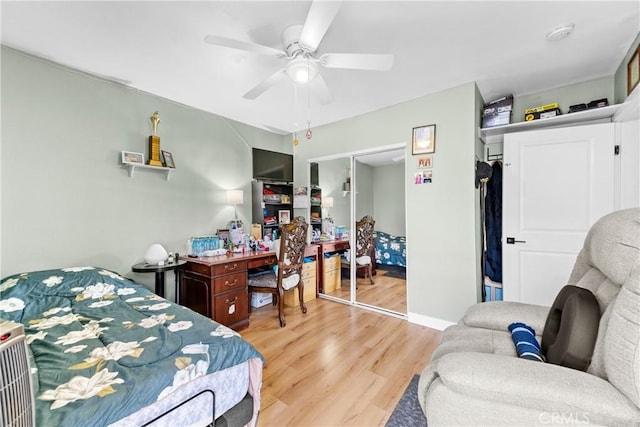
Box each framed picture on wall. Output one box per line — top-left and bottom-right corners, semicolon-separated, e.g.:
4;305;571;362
278;210;290;224
162;150;176;168
412;124;436;155
121;151;144;164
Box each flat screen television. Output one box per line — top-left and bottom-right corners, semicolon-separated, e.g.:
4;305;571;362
252;148;294;182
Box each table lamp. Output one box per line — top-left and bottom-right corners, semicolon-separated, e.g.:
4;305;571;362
322;196;334;219
226;189;244;230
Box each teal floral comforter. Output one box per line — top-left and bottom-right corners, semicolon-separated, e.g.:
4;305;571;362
0;267;263;427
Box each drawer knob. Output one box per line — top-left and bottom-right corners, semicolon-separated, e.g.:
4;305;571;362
225;263;238;271
224;279;238;287
225;297;238;305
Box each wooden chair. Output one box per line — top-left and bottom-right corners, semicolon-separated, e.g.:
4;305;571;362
248;216;308;327
341;215;376;285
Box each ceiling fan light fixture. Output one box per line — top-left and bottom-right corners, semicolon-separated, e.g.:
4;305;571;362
286;57;318;84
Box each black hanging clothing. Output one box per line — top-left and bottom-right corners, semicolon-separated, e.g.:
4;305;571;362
484;162;502;283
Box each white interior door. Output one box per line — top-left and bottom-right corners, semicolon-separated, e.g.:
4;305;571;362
503;122;615;306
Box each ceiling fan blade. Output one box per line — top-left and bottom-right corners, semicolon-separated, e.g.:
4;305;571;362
204;34;286;58
299;1;342;52
243;68;287;99
311;74;333;105
321;53;394;71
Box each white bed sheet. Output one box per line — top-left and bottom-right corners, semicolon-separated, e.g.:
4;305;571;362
110;358;261;427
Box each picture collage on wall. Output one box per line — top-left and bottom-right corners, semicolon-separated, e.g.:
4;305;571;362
411;123;435;185
414;154;433;184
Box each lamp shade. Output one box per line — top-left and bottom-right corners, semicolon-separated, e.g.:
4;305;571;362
144;244;168;265
226;190;244;205
322;196;334;208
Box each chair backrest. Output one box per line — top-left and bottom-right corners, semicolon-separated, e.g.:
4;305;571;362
355;215;375;257
276;216;308;281
568;208;639;406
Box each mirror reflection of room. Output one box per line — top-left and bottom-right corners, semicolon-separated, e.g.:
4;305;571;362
313;157;351;303
352;152;406;314
313;149;407;315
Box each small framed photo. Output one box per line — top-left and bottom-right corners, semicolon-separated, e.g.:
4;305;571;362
627;45;640;95
412;124;436;155
417;155;434;169
162;150;175;168
122;151;144;164
278;210;290;224
217;229;230;247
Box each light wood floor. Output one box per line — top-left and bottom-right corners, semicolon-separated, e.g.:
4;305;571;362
240;297;441;427
327;268;407;313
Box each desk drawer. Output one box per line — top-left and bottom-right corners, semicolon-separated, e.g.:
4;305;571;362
214;288;248;328
283;277;316;307
186;261;213;276
302;261;316;274
323;269;340;293
212;260;247;276
247;256;276;269
324;255;341;271
213;272;247;293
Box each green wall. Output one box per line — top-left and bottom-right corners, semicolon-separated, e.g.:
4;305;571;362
293;82;480;326
0;47;285;298
512;76;614;122
615;32;640;103
372;163;405;237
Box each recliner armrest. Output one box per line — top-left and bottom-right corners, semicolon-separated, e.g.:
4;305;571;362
432;352;640;423
461;301;549;334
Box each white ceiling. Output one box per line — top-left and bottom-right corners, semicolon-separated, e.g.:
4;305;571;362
1;1;638;135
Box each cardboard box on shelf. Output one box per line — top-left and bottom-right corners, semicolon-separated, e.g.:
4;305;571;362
524;102;562;121
481;95;513;128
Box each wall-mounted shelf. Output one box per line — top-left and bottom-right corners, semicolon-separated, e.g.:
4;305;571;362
123;162;173;180
479;104;622;144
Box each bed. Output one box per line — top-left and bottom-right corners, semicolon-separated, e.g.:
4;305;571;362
374;231;406;267
0;266;263;427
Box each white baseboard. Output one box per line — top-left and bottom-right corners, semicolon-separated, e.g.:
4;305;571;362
408;312;456;331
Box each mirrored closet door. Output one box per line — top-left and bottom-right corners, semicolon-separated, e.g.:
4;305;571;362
313;157;351;304
311;148;407;315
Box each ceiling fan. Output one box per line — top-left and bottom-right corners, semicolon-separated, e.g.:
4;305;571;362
204;1;394;104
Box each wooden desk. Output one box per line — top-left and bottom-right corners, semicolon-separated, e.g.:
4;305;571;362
180;245;319;330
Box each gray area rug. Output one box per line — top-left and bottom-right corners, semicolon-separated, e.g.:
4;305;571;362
385;375;427;427
377;265;406;280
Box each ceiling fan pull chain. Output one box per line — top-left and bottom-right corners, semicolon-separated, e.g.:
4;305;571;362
292;83;300;145
306;71;312;140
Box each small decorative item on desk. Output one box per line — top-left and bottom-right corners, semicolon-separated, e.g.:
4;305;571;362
167;252;174;263
144;243;168;265
148;111;163;167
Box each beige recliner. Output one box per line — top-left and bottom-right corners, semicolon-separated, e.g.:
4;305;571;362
418;208;640;426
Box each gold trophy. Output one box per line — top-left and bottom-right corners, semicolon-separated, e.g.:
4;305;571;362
148;111;163;167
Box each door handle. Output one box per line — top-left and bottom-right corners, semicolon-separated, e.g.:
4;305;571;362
506;237;526;244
